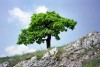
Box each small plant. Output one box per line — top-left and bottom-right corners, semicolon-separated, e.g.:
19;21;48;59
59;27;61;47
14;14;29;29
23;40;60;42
35;50;46;60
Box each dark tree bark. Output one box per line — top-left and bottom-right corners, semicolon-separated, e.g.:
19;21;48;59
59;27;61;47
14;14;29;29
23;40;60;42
46;34;51;48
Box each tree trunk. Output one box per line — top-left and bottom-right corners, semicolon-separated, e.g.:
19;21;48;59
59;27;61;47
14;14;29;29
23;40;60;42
46;34;51;48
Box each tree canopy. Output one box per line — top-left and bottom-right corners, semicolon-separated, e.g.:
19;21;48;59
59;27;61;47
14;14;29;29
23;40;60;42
17;11;77;48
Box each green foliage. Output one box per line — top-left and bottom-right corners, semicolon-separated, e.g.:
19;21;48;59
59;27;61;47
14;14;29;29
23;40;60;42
0;57;10;63
17;11;77;46
82;58;100;67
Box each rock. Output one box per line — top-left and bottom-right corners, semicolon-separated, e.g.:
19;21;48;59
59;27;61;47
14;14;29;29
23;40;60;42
14;32;100;67
96;43;100;47
65;46;74;52
42;52;50;58
0;62;9;67
31;56;37;62
42;47;58;58
14;56;37;67
49;47;58;55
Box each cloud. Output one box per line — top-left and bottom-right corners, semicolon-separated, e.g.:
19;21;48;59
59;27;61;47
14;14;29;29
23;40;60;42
5;44;35;56
35;6;48;13
0;55;5;57
8;7;32;28
8;6;48;27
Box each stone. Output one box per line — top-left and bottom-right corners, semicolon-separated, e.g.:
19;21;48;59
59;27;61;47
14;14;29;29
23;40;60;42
49;47;58;55
31;56;37;62
13;32;100;67
42;47;58;58
42;52;50;58
0;62;9;67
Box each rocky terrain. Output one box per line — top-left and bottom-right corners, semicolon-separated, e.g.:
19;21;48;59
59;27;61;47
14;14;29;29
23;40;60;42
0;32;100;67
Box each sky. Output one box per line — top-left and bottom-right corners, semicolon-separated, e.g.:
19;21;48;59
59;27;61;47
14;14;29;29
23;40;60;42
0;0;100;57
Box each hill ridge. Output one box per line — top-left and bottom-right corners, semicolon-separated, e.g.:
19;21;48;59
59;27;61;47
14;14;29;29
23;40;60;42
0;32;100;67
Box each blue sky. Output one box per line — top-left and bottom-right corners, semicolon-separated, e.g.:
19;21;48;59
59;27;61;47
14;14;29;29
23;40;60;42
0;0;100;57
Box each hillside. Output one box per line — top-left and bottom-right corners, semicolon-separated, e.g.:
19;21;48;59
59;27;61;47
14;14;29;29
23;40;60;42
0;32;100;67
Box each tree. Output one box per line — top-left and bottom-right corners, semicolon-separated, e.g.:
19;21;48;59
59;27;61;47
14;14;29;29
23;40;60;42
17;11;77;48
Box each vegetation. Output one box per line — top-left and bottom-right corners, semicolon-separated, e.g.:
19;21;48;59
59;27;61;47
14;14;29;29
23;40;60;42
82;58;100;67
17;11;77;48
0;50;45;67
82;46;100;67
83;46;100;55
0;43;99;67
0;45;65;67
55;45;66;59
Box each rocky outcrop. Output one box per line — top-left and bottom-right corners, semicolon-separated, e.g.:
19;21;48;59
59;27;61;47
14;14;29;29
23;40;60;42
0;62;9;67
14;48;59;67
60;32;100;67
42;47;58;58
13;56;37;67
13;32;100;67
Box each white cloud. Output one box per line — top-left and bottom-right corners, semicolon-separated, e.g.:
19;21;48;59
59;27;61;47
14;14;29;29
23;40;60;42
8;6;48;28
35;6;48;13
5;45;35;56
8;7;32;28
0;55;5;57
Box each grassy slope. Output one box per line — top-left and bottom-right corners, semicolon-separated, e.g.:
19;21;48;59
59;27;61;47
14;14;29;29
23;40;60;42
0;45;66;67
0;44;100;67
0;50;45;67
82;58;100;67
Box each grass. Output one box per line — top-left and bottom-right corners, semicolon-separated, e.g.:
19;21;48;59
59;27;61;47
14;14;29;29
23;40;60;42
81;44;100;67
82;58;100;67
0;56;10;63
55;46;65;59
0;43;99;67
0;45;66;67
0;50;46;67
83;45;100;55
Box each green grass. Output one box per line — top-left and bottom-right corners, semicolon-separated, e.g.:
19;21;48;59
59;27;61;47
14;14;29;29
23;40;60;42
55;46;65;59
82;58;100;67
0;56;10;63
0;43;99;67
82;46;100;67
0;50;46;67
0;45;66;67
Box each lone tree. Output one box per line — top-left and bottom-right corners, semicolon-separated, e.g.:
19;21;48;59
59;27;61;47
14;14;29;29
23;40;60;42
17;11;77;48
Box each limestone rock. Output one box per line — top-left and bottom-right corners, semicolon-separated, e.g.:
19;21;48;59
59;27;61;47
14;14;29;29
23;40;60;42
0;62;9;67
42;47;58;58
13;32;100;67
